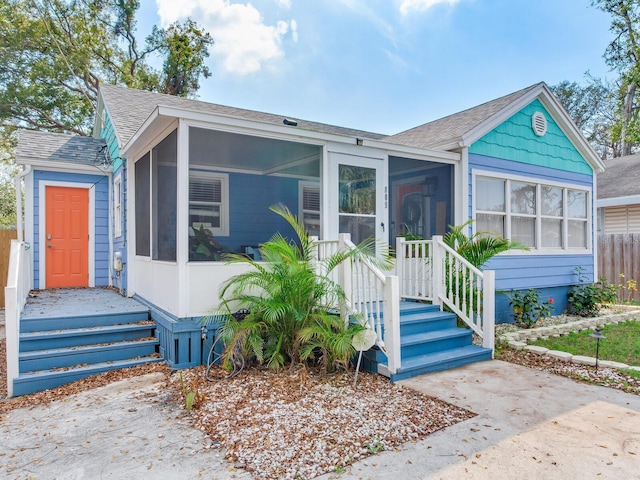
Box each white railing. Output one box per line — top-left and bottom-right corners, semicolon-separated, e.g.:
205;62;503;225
396;235;495;352
5;240;32;398
314;234;401;374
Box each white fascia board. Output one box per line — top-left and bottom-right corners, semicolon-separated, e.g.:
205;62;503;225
124;104;458;160
13;158;109;175
460;83;605;174
597;195;640;208
364;139;460;163
94;90;123;150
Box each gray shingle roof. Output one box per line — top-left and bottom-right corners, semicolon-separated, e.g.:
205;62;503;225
598;154;640;199
15;130;107;166
384;83;543;149
99;83;386;148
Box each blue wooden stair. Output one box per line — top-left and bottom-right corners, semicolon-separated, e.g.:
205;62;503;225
13;308;163;396
368;301;492;382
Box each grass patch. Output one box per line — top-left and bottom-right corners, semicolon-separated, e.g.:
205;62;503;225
530;320;640;366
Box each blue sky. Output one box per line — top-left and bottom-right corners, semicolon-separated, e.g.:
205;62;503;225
139;0;615;136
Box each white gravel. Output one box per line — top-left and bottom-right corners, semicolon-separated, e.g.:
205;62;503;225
173;366;474;480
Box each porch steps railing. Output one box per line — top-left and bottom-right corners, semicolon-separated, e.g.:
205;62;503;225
369;302;492;381
12;307;162;397
314;234;494;382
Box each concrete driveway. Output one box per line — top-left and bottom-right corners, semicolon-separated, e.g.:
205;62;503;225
1;355;639;479
321;361;640;480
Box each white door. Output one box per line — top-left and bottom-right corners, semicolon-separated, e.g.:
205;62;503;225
329;153;386;246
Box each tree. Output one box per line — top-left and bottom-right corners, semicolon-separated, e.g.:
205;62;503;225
550;76;619;159
0;0;214;137
147;19;213;97
592;0;640;156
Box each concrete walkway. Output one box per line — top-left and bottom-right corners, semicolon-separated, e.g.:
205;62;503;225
1;359;639;479
322;361;640;480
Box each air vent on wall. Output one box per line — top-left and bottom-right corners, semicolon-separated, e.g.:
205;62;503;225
532;111;547;137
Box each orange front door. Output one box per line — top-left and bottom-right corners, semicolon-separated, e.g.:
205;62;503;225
45;186;89;288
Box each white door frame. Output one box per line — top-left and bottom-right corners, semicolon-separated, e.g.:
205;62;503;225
327;152;387;247
38;180;96;288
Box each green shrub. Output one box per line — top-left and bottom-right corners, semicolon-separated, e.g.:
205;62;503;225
507;289;554;328
568;267;618;317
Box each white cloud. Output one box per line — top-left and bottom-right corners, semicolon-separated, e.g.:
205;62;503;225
399;0;461;15
290;19;298;42
155;0;295;75
275;0;291;8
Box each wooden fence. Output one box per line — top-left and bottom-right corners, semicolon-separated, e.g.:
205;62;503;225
0;229;18;308
598;233;640;303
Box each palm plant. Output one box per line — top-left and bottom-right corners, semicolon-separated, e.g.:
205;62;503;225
443;219;528;268
206;203;392;373
442;219;528;318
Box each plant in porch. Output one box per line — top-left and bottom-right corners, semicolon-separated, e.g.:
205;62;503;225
507;289;554;328
207;203;393;373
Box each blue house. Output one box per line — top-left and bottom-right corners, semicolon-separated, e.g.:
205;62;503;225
7;81;604;396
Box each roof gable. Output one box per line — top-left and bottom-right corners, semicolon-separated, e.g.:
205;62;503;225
384;83;541;150
384;82;604;173
470;99;594;175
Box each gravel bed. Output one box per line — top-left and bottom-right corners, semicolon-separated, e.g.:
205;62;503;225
174;365;475;480
497;349;640;395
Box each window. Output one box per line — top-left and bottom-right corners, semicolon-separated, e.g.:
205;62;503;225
189;171;229;236
475;174;590;251
299;181;320;237
114;174;122;238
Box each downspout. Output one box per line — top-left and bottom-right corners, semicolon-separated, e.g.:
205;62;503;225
14;165;31;243
107;168;113;287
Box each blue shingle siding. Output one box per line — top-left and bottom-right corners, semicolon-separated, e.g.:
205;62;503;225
470;100;593;175
33;170;110;289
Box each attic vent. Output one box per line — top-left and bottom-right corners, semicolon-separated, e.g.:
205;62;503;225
532;111;547;137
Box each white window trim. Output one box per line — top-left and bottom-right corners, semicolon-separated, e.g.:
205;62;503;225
472;170;592;255
299;180;321;237
189;170;229;236
114;173;122;238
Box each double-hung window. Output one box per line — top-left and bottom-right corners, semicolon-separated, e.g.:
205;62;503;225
189;171;229;236
475;173;589;251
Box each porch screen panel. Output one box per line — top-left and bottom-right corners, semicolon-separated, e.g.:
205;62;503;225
152;130;177;261
135;153;150;256
339;165;375;245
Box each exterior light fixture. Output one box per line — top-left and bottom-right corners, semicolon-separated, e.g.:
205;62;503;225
422;176;438;197
589;328;606;371
283;118;298;126
356;138;363;146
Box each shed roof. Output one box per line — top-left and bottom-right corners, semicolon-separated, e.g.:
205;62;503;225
597;154;640;200
98;83;386;148
15;130;107;166
384;83;542;149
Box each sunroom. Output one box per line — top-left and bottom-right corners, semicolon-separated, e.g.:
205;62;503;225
119;106;459;322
